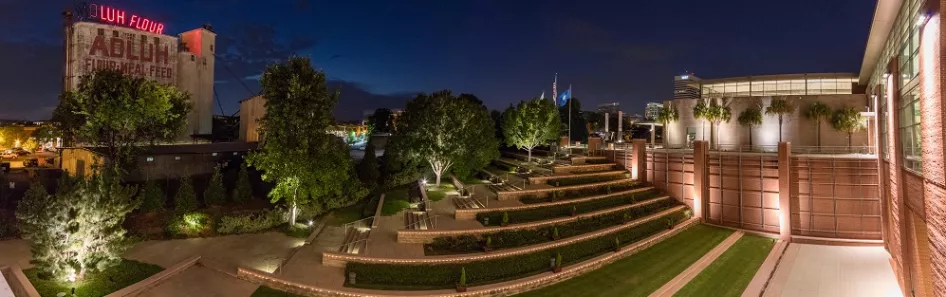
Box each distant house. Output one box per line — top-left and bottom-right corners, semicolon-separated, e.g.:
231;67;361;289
60;142;257;181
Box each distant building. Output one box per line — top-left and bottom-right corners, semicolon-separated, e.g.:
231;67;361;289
60;142;256;181
596;102;620;114
645;102;663;120
673;74;701;100
239;95;266;142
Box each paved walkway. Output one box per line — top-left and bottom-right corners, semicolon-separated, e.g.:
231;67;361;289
762;243;902;297
0;239;30;269
648;231;745;297
125;231;303;272
137;265;259;297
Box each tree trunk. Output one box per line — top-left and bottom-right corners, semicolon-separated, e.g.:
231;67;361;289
435;172;442;187
778;117;783;143
527;149;532;163
816;121;821;147
289;187;298;225
848;132;853;149
709;122;715;149
748;127;753;147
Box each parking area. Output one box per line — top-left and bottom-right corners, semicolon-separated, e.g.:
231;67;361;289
763;243;902;297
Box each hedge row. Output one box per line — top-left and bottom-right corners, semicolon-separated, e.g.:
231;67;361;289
348;209;689;289
547;174;626;187
426;197;680;254
476;189;661;225
520;181;641;204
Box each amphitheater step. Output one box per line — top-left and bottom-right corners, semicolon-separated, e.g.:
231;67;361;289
404;211;429;230
452;197;486;209
338;228;371;254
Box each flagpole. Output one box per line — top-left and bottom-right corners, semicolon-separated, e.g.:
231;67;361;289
568;84;572;148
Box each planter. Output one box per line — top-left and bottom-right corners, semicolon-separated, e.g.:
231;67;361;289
456;284;467;292
482;246;492;252
553;266;562;273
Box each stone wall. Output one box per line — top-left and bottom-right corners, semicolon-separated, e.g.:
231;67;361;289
551;163;616;174
396;197;673;243
526;170;626;185
495;179;634;201
454;187;653;220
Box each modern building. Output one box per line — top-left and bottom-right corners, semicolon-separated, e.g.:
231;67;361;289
673;74;701;100
239;95;266;142
597;102;620;114
862;0;946;295
62;4;216;140
665;73;869;148
645;102;663;120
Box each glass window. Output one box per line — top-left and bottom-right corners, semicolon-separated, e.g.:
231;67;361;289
879;83;889;160
807;79;822;95
899;86;922;172
751;81;764;96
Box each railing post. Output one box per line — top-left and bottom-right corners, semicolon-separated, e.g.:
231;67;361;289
692;141;708;221
778;142;792;241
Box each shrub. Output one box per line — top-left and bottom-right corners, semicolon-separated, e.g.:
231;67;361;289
167;212;212;237
502;212;509;225
428;197;679;254
520;181;641;204
478;189;660;225
426;235;479;255
552;227;560;240
349;210;688;289
555;252;562;267
174;176;198;213
217;209;285;234
233;163;253;202
547;174;623;187
459;267;467;286
138;179;165;212
204;166;226;206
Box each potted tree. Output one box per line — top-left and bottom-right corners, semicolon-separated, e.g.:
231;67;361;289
667;217;675;230
552;227;560;240
570;205;577;217
622;212;631;224
482;236;493;252
501;212;510;227
552;253;563;273
614;238;621;252
456;267;467;292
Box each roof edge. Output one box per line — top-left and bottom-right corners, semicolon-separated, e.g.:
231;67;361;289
858;0;903;85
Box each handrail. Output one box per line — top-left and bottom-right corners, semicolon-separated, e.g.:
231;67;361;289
337;238;371;255
404;213;439;230
342;216;375;231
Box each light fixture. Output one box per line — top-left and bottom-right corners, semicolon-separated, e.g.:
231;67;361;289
307;220;313;227
883;72;891;79
917;13;930;27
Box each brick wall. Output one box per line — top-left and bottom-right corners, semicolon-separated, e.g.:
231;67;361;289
790;156;882;239
705;152;781;234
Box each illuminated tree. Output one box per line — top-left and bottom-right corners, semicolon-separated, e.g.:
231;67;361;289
17;169;138;281
692;99;708;141
30;124;61;145
204;166;226;206
831;106;865;148
765;97;797;143
389;90;499;186
52;69;191;166
0;126;28;148
248;57;365;225
502;98;560;162
737;105;763;147
805;102;832;147
656;103;679;145
702;98;732;148
21;138;39;152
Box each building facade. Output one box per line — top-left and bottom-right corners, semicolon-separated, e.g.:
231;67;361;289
673;74;701;100
597;102;620;114
645;102;663;120
862;0;946;295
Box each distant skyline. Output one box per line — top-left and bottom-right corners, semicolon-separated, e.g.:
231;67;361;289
0;0;875;121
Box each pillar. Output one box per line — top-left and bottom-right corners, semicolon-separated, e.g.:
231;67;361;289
692;140;708;220
604;113;610;137
650;123;656;144
777;142;792;241
617;111;624;142
632;139;646;183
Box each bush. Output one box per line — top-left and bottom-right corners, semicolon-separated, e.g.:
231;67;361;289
427;197;678;254
233;163;253;202
548;174;623;187
167;212;212;237
477;189;660;225
217;209;285;235
204;166;226;206
174;176;198;213
459;267;467;286
349;210;688;289
426;235;479;255
138;180;165;211
520;181;641;204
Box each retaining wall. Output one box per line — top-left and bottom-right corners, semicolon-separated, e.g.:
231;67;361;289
454;187;652;220
495;179;634;201
103;256;201;297
1;265;40;297
551;163;616;174
396;197;672;243
526;170;626;185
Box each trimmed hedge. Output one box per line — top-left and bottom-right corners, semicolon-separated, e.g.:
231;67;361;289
520;181;641;204
477;189;661;225
547;174;625;187
349;209;689;289
426;197;679;254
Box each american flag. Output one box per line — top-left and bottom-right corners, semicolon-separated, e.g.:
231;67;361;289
552;73;558;105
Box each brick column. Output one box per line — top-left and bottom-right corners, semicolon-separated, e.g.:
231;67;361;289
778;142;792;241
632;139;647;183
692;140;708;221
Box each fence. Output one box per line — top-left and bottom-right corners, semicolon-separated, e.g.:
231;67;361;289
646;148;696;211
790;155;881;239
705;150;781;234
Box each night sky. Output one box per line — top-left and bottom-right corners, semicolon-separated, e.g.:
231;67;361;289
0;0;876;121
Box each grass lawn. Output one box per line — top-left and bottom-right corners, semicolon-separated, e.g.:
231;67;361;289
516;225;733;297
673;234;775;297
25;259;164;297
426;184;456;201
380;186;411;216
326;202;367;226
251;286;306;297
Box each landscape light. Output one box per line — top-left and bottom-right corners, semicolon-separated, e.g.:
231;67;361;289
307;220;313;227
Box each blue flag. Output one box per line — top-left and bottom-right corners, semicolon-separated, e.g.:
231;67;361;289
558;89;571;106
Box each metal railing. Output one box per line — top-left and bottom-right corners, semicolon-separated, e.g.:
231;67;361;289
342;216;374;232
337;238;371;255
404;213;439;230
791;146;875;155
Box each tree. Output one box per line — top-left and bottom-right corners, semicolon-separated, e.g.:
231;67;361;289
702;98;732;148
248;57;365;225
737;105;763;147
765;97;797;143
139;179;165;212
52;69;191;166
17;168;138;281
204;166;226;206
656;103;679;145
805;102;832;147
233;163;253;202
491;110;505;146
0;126;28;148
30;124;60;147
389;90;499;186
692;99;708;141
21;138;39;152
174;176;198;213
559;98;588;143
831;106;865;148
369;108;394;133
502;99;560;162
357;141;381;189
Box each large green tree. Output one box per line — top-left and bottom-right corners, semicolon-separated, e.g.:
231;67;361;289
248;57;364;225
805;102;832;147
389;90;499;186
831;106;865;148
502;98;560;162
765;97;797;143
369;108;395;133
17;168;138;281
656;103;679;146
738;105;763;147
52;69;191;166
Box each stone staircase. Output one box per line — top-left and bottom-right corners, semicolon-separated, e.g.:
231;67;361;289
404;211;431;230
452;197;486;209
337;228;370;254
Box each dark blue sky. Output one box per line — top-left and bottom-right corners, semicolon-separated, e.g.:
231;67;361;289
0;0;876;121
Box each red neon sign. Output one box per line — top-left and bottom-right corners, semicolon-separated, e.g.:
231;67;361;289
88;4;164;35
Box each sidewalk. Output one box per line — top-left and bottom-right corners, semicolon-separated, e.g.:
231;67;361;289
648;231;745;297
